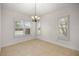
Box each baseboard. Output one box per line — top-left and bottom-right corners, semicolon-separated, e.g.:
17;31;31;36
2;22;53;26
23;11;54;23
1;37;79;51
1;38;33;48
0;48;1;55
39;38;79;51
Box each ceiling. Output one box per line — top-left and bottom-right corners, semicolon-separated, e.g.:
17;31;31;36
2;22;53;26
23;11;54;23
2;3;78;16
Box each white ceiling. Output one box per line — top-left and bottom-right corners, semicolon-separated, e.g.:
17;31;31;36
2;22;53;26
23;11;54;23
2;3;78;16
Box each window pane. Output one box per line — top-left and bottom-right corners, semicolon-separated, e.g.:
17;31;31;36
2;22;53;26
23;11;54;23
15;20;24;28
37;21;41;35
15;29;24;36
15;20;24;36
24;21;31;35
25;29;30;34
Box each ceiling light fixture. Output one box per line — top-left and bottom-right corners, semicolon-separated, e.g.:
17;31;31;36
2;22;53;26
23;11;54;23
31;16;40;22
31;2;40;22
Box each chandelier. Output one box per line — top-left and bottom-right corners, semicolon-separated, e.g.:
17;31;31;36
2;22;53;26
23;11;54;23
31;16;40;22
31;3;40;22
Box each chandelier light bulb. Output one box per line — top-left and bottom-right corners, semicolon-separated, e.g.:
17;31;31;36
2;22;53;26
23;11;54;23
35;16;38;18
37;17;40;19
31;16;34;19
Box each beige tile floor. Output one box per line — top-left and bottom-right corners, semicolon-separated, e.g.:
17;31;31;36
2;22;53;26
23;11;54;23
1;39;79;56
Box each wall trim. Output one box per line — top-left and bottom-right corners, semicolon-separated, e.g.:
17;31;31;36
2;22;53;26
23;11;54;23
1;38;33;48
38;38;79;51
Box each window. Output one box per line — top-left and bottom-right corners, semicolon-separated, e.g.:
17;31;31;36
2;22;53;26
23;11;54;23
37;21;41;35
15;20;31;37
24;22;31;35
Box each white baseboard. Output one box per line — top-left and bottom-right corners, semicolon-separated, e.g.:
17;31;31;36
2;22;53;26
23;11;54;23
1;38;33;48
1;37;79;51
39;38;79;51
0;48;1;54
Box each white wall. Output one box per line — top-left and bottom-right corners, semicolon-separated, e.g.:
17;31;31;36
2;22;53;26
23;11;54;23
39;5;79;51
1;4;79;51
0;4;2;53
1;7;35;47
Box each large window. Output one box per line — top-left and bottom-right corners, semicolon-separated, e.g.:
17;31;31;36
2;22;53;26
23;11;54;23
15;20;31;37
